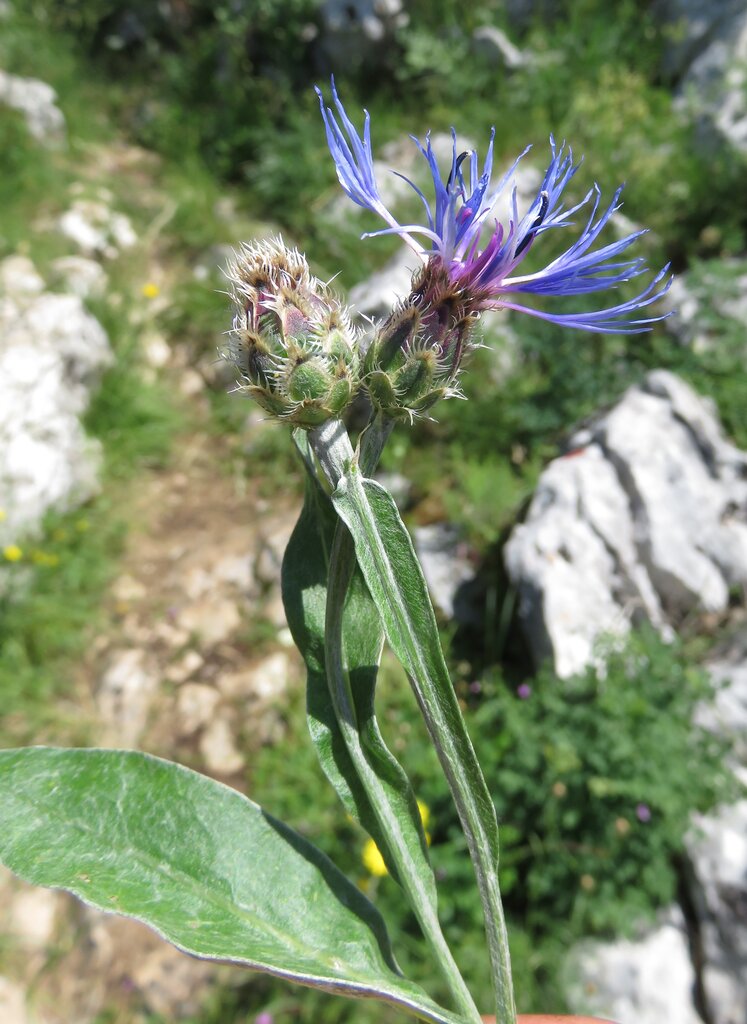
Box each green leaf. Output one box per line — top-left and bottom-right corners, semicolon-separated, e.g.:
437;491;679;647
0;747;460;1024
329;465;515;1023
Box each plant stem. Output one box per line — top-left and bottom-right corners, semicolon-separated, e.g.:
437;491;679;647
311;417;482;1024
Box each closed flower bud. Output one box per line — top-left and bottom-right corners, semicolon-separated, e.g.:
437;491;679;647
364;260;478;421
226;239;360;428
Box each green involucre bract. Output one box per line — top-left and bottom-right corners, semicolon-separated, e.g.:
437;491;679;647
226;238;360;428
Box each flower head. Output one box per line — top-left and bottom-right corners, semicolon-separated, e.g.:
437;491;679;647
225;238;360;427
362;837;388;877
317;82;672;335
636;802;652;823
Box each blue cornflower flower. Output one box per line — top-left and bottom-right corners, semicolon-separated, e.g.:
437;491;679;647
317;81;672;335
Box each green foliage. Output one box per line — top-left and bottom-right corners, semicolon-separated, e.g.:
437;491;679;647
473;630;738;935
0;748;460;1024
0;504;124;743
250;627;736;1016
0;109;68;257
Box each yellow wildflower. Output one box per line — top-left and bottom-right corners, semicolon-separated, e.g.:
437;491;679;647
362;839;388;878
3;545;23;562
0;508;6;522
142;282;160;299
417;799;430;829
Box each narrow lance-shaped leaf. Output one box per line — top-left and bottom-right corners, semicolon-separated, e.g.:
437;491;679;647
328;462;516;1024
0;747;462;1024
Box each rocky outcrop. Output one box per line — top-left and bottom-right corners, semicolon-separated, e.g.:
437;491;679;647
0;256;112;553
0;69;65;145
656;0;747;153
505;371;747;677
566;906;702;1024
687;783;747;1024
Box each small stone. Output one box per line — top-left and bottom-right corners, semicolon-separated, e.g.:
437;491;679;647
414;523;475;621
165;649;204;684
176;682;220;734
0;977;28;1024
0;69;65;145
141;332;171;369
9;887;61;950
58;199;136;259
471;25;530;68
110;573;147;604
0;255;44;295
97;648;159;746
199;716;244;774
49;255;107;300
217;651;292;702
177;598;242;646
178;368;205;398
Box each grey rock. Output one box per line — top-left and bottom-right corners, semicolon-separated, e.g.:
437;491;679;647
58;199;137;258
176;682;220;735
176;596;242;647
374;471;412;510
471;25;530;69
700;631;747;762
315;0;408;73
505;371;747;676
349;246;418;319
657;0;747;153
565;906;702;1024
0;69;65;145
0;259;112;549
199;715;244;775
414;523;475;621
0;977;27;1024
49;255;108;300
96;648;160;747
687;780;747;1024
664;257;747;353
0;255;44;295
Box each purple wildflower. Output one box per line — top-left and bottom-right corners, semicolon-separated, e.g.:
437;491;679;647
636;802;652;823
317;81;672;335
517;683;532;700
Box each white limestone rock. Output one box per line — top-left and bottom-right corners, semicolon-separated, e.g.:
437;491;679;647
58;198;137;259
414;523;476;623
349;246;418;319
657;0;747;153
688;790;747;1024
96;648;160;747
49;255;108;299
505;371;747;676
0;68;65;145
0;258;112;549
565;906;702;1024
700;632;747;761
471;25;531;69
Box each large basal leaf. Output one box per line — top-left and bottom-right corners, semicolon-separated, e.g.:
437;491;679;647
0;747;461;1024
